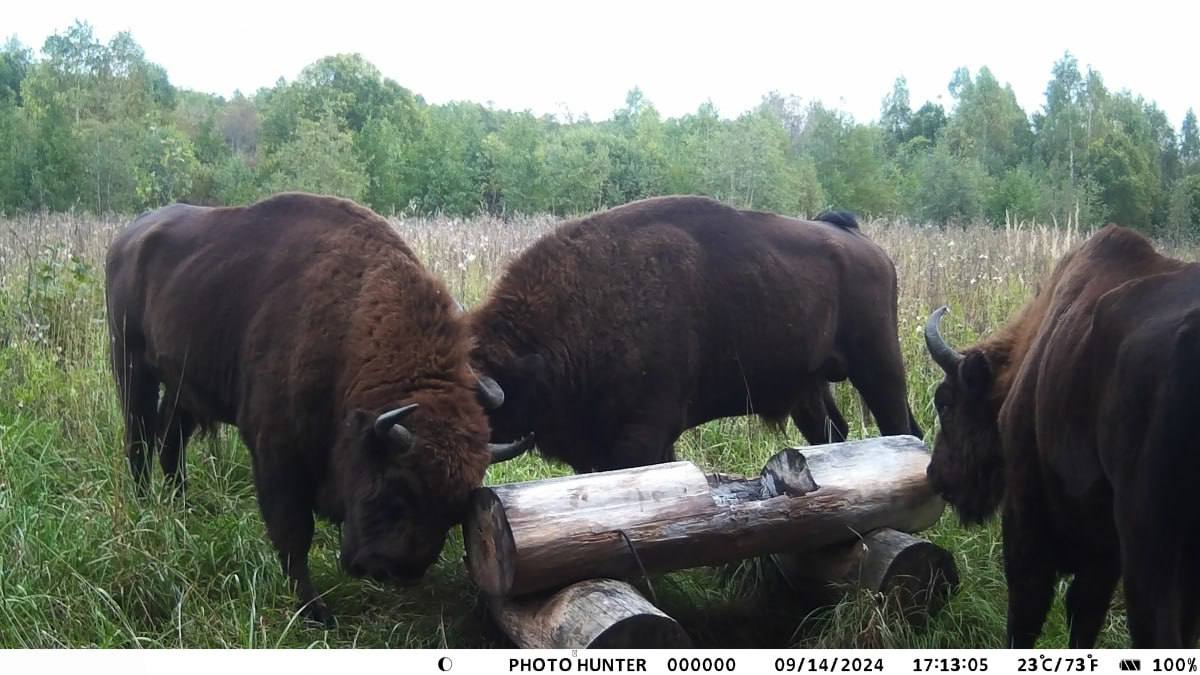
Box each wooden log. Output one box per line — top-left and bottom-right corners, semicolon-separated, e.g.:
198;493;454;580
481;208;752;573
770;528;959;623
464;435;943;598
488;578;692;649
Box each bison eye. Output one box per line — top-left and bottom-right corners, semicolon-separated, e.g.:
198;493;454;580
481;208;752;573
933;388;951;412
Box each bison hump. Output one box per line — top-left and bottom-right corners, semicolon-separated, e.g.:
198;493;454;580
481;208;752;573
815;210;860;230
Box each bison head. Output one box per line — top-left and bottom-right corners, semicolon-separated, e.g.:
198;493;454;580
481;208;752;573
924;306;1005;525
336;397;532;584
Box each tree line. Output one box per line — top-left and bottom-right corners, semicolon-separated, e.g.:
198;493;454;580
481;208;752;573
2;21;1199;232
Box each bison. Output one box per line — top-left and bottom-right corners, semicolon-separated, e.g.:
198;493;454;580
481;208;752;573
105;192;529;624
924;224;1200;647
469;195;922;473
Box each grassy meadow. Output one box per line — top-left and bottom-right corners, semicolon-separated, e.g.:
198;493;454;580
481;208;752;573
0;210;1184;648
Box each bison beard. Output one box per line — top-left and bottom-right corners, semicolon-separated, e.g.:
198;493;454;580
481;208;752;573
924;224;1200;648
105;193;528;624
469;196;922;474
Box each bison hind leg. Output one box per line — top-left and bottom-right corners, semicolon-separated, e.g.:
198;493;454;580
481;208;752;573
156;395;196;498
1064;560;1120;648
111;348;160;495
790;385;849;445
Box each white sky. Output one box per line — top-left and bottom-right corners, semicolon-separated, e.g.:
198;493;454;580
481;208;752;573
6;0;1198;127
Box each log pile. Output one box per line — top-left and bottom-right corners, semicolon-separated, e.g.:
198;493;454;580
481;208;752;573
464;435;957;648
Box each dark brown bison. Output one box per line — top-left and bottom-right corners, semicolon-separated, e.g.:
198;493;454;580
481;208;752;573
469;195;922;473
924;224;1200;647
105;193;529;624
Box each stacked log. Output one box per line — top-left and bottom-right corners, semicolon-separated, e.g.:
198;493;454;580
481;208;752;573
758;444;959;623
770;528;959;624
465;435;955;648
488;578;692;648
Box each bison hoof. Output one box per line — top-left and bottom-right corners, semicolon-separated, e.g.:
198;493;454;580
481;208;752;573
300;599;335;628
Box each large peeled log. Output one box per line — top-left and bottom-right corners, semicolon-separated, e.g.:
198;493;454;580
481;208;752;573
464;435;943;598
488;578;692;649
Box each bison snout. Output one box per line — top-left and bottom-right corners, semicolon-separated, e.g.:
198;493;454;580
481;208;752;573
342;551;429;584
926;463;950;498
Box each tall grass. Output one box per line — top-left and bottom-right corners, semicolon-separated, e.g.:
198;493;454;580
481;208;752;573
1;210;1186;648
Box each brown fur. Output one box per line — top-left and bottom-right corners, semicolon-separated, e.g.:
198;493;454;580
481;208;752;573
470;196;921;473
105;192;490;623
927;224;1200;647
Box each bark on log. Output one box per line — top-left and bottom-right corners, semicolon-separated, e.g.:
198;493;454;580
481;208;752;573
770;528;959;623
465;435;943;598
488;578;692;649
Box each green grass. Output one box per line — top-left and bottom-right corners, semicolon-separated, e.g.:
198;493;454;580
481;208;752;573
1;212;1188;648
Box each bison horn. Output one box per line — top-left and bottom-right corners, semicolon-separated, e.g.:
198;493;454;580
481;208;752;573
470;365;505;410
374;403;419;450
488;433;534;465
925;306;964;375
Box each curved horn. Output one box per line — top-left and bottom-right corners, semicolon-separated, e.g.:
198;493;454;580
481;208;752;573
470;366;505;410
373;403;419;450
925;306;964;375
488;433;534;465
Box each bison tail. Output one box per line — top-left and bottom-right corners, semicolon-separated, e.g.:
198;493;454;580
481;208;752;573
815;210;860;230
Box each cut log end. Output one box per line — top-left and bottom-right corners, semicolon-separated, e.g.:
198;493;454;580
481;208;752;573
772;528;959;624
588;614;693;649
464;487;516;597
489;578;692;649
872;534;959;623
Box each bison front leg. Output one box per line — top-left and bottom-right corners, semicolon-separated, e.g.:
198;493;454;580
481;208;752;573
254;472;332;626
845;337;920;439
1002;504;1057;648
602;409;683;471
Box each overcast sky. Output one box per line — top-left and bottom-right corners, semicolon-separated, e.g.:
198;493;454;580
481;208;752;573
7;0;1198;126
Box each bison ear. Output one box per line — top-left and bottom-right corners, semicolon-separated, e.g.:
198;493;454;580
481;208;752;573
345;409;373;433
959;350;993;400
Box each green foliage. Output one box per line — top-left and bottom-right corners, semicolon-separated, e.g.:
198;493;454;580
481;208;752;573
28;100;82;211
880;77;912;151
133;122;199;207
1182;109;1199;169
483;112;550;214
943;67;1032;175
0;38;32;104
212;154;259;206
987;166;1041;223
407;102;489;215
1086;125;1157;229
908;102;947;144
799;104;896;215
0;23;1192;231
543;123;614;214
1168;175;1200;234
606;88;668;203
0;100;34;212
1035;52;1088;182
907;143;990;225
261;112;368;201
